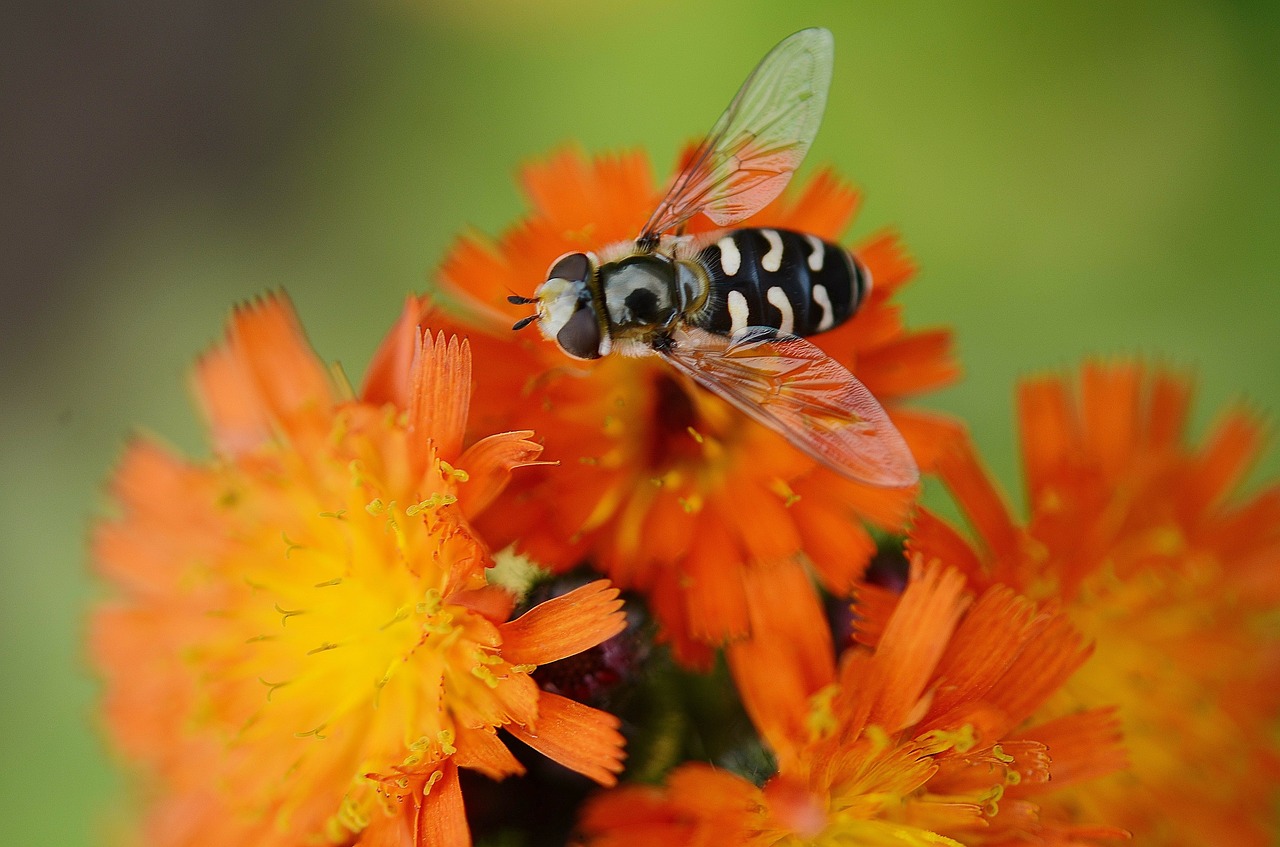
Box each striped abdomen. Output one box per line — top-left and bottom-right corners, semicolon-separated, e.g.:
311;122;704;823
691;228;870;338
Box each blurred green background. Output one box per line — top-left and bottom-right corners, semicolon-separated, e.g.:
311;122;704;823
4;1;1278;843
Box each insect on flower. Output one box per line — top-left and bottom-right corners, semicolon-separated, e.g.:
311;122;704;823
508;28;918;488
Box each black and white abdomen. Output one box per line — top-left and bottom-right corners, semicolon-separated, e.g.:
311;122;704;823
690;228;870;338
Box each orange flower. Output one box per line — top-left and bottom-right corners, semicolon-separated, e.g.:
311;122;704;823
580;563;1128;847
909;360;1280;845
91;293;626;847
425;146;960;667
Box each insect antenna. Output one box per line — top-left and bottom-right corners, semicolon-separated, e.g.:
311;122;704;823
511;314;539;331
507;294;537;305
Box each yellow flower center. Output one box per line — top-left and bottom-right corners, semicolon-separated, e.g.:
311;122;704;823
187;407;524;841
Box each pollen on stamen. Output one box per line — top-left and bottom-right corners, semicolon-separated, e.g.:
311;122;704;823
406;493;457;516
686;425;704;444
439;460;470;482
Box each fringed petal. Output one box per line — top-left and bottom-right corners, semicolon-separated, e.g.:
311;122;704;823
985;610;1092;729
217;292;334;441
506;691;625;785
921;585;1038;725
409;331;471;464
500;580;626;666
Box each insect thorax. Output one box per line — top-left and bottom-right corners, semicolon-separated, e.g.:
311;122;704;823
598;251;707;341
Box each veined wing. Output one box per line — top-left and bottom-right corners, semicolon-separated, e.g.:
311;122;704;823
639;28;834;242
659;326;918;487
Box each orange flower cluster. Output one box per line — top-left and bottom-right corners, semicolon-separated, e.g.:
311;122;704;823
92;294;625;846
908;360;1280;846
581;564;1128;847
91;149;1280;847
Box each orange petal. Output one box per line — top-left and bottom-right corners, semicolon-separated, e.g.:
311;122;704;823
1144;365;1192;451
866;562;969;731
1189;406;1266;513
891;408;967;473
500;580;626;666
456;431;547;520
792;495;877;595
409;331;471;464
522;147;654;239
1080;360;1143;477
681;517;750;645
729;561;836;758
936;433;1023;581
506;691;625;786
362;294;429;409
216;292;334;442
907;507;988;589
850;581;900;648
1017;373;1079;498
437;234;530;333
856;328;959;399
985;609;1092;728
578;784;697;847
921;585;1038;725
449;584;517;624
454;726;525;781
647;569;718;670
356;763;469;847
192;341;271;455
419;761;469;847
1012;707;1127;792
855;230;917;300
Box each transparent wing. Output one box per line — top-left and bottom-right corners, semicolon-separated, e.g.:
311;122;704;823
659;326;918;487
639;27;834;241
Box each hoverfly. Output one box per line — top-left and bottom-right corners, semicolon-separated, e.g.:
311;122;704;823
509;28;918;487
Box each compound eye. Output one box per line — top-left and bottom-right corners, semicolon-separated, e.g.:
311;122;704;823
547;252;591;283
555;302;603;360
